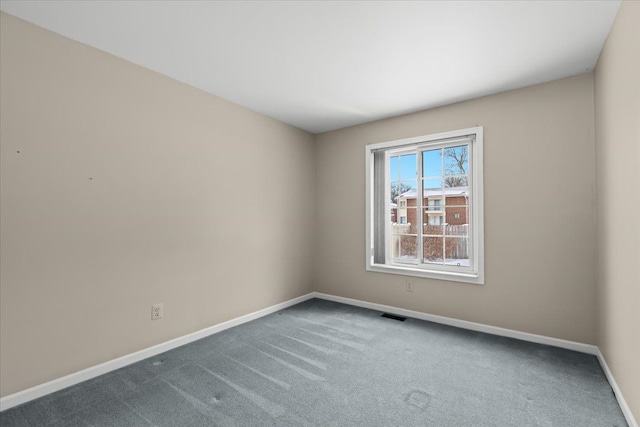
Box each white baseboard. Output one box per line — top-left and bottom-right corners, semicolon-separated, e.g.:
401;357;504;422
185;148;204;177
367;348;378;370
312;292;598;354
313;291;637;426
596;349;639;427
0;292;315;412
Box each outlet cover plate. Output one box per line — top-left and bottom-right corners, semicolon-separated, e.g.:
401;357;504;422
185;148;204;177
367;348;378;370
152;303;163;320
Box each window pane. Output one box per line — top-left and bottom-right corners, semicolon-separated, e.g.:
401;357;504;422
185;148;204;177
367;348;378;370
425;198;443;212
444;145;468;176
443;175;468;187
391;221;413;234
423;221;443;236
444;237;469;267
397;235;417;261
403;207;417;230
399;154;417;181
391;181;417;204
389;219;417;260
423;237;444;264
445;222;468;237
446;206;469;226
390;181;400;204
389;200;398;224
422;149;442;177
444;191;468;207
423;178;443;191
389;156;399;181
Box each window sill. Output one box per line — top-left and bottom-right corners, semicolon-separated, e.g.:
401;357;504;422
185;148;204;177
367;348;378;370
366;263;484;285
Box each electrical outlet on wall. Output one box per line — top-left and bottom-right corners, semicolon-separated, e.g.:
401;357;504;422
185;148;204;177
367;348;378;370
406;280;414;292
152;303;163;320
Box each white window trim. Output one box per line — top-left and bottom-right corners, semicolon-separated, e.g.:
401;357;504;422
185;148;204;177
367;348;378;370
365;126;484;285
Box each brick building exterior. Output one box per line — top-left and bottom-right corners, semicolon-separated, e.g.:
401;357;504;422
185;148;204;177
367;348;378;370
395;187;468;226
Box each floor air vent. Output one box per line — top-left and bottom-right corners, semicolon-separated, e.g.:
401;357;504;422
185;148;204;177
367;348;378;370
381;313;407;321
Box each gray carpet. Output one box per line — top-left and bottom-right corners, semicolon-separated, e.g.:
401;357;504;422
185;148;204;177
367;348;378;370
0;298;628;427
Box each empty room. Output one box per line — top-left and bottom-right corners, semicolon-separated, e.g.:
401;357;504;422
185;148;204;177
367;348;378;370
0;1;638;426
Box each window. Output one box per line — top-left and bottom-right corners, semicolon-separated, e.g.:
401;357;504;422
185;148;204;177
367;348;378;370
428;215;443;226
427;198;442;211
366;126;484;284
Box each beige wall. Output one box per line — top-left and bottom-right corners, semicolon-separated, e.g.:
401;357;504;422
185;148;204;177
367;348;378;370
315;74;598;344
0;13;315;397
595;1;640;420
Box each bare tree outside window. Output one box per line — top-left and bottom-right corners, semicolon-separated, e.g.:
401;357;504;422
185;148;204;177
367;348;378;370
444;146;468;187
390;182;413;202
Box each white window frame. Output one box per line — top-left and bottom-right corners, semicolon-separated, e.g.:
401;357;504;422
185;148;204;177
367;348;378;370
365;126;484;285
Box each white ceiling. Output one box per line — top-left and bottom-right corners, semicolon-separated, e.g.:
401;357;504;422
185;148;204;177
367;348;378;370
0;1;620;134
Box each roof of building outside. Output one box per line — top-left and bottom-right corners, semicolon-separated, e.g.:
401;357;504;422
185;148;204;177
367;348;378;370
397;186;468;200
